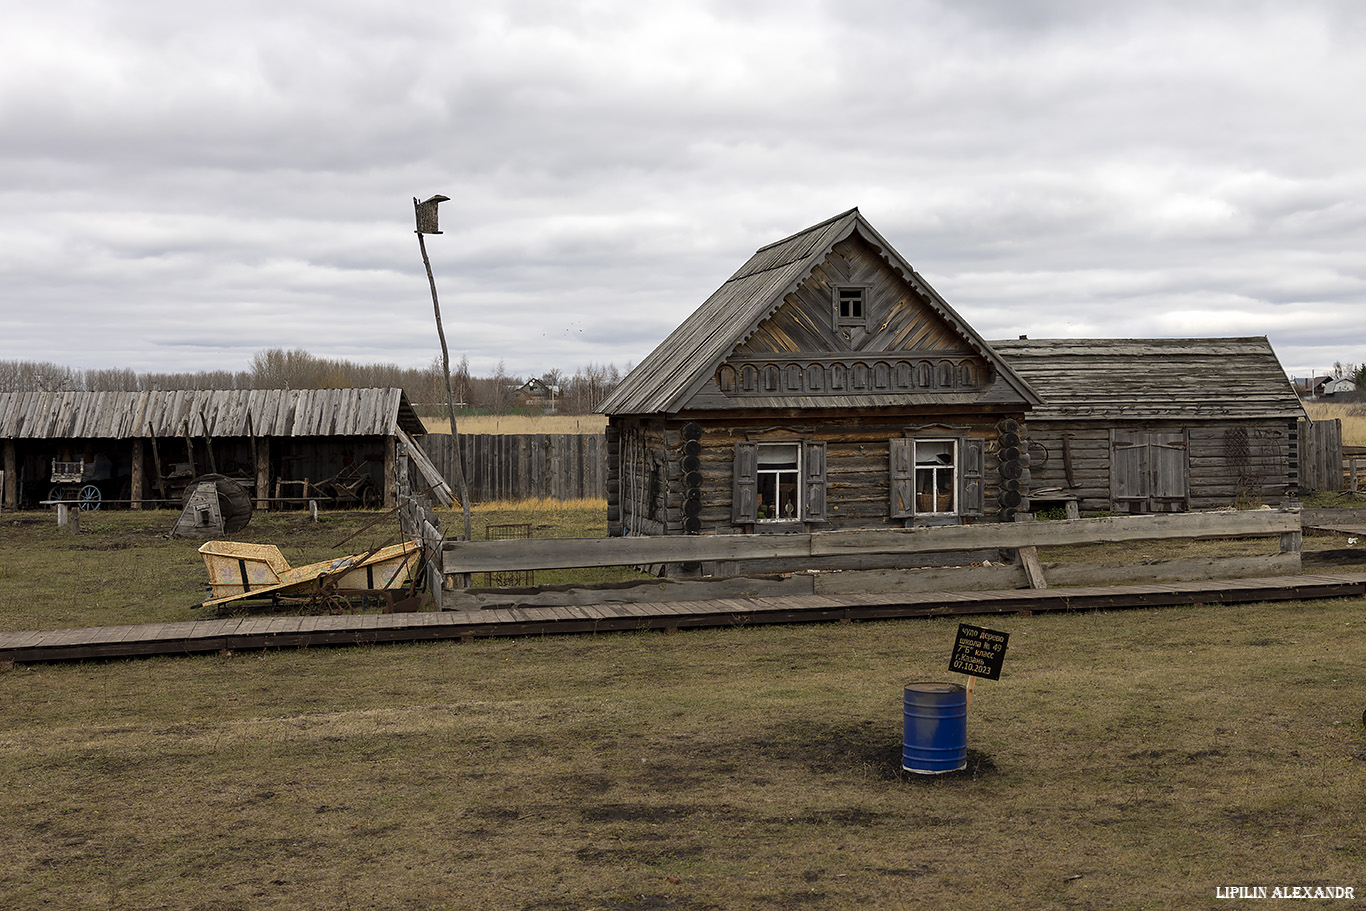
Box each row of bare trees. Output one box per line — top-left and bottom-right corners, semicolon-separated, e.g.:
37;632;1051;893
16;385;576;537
0;349;624;415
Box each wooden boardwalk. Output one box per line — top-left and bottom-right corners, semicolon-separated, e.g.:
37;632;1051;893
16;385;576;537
3;572;1365;665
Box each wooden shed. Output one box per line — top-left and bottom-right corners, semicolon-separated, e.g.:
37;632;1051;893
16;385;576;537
598;208;1042;537
990;338;1307;513
0;388;426;511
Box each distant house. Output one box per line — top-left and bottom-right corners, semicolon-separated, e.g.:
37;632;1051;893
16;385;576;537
1323;377;1357;397
598;208;1305;536
514;378;559;412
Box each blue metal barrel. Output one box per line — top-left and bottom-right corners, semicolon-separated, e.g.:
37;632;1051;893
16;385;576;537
902;682;968;774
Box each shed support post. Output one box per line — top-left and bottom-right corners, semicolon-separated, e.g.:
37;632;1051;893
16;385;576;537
130;439;144;509
383;435;397;509
255;438;271;512
2;440;15;511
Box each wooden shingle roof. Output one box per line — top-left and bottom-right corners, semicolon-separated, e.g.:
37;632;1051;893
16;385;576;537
599;208;1038;416
0;388;425;440
990;337;1305;421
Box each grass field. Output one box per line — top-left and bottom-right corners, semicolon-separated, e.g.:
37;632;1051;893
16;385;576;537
2;505;1365;908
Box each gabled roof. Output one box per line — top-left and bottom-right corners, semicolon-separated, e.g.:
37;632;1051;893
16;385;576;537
599;208;1039;416
0;388;425;440
990;338;1305;421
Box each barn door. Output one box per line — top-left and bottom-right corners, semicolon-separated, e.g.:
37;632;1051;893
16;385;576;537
1149;431;1190;510
1111;430;1149;506
1111;429;1189;512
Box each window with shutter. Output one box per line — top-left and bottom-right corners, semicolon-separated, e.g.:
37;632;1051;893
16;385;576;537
890;436;982;521
734;439;828;528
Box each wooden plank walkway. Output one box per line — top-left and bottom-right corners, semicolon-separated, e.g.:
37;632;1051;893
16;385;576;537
3;572;1365;665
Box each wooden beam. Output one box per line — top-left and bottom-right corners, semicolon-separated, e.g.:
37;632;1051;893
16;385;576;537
2;439;15;511
442;508;1302;575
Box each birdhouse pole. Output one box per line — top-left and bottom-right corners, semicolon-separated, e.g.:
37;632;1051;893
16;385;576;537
414;195;472;541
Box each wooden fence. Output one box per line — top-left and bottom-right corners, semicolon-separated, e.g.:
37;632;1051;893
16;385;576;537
420;433;606;503
438;508;1303;609
1299;418;1344;492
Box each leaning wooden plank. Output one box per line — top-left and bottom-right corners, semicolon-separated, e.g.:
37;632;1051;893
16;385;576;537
395;427;455;507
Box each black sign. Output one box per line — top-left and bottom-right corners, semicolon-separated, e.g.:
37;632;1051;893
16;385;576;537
949;623;1010;680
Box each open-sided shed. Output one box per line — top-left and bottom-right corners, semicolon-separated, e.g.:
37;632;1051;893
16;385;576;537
0;388;426;511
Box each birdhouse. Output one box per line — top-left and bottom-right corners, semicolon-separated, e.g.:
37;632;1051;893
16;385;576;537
414;195;450;234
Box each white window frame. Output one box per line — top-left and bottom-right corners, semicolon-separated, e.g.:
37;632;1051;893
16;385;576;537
755;442;802;522
914;438;958;516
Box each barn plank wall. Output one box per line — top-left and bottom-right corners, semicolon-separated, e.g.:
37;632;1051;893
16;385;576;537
1025;418;1299;513
420;433;607;504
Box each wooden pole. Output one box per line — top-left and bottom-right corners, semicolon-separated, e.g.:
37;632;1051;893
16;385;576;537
415;199;472;541
964;675;977;710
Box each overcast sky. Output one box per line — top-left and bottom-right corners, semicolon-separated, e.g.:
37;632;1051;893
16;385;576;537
2;0;1363;384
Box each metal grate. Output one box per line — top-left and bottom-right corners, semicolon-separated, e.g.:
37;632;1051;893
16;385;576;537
484;523;534;588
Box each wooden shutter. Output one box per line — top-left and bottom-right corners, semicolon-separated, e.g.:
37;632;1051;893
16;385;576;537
732;442;757;524
889;438;914;518
804;441;827;522
960;438;985;517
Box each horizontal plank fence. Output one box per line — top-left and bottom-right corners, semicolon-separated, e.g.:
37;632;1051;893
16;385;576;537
440;508;1303;609
420;433;606;503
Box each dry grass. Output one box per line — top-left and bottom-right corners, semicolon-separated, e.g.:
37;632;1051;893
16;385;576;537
1303;401;1366;447
4;504;1366;907
2;601;1363;909
0;501;618;632
423;414;608;435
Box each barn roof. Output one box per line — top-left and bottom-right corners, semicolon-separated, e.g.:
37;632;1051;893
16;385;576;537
599;208;1038;416
0;388;425;440
990;337;1306;421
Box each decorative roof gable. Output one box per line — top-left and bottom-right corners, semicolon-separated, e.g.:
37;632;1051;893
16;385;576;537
600;209;1038;415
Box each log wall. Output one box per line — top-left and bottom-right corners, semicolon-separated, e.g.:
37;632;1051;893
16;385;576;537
613;412;1014;536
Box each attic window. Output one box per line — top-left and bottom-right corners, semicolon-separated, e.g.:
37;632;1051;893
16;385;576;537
835;287;867;328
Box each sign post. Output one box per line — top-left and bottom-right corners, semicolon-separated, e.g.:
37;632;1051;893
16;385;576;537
948;623;1010;708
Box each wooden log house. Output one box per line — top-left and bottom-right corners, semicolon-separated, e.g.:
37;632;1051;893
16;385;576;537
598;208;1042;537
0;388;425;511
599;208;1306;538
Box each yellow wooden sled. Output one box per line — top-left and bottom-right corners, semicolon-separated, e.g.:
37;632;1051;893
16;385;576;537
198;540;420;609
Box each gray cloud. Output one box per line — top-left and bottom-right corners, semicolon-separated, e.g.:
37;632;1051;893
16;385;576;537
1;0;1362;383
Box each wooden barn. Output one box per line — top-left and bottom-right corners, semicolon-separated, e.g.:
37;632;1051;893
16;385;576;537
990;337;1306;514
598;208;1042;536
599;209;1305;537
0;388;426;511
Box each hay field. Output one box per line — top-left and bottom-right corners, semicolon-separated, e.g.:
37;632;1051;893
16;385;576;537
1303;401;1366;446
422;414;608;435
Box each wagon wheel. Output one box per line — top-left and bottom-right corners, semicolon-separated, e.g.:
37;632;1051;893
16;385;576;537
77;484;102;510
182;474;254;533
47;486;68;503
358;478;377;509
